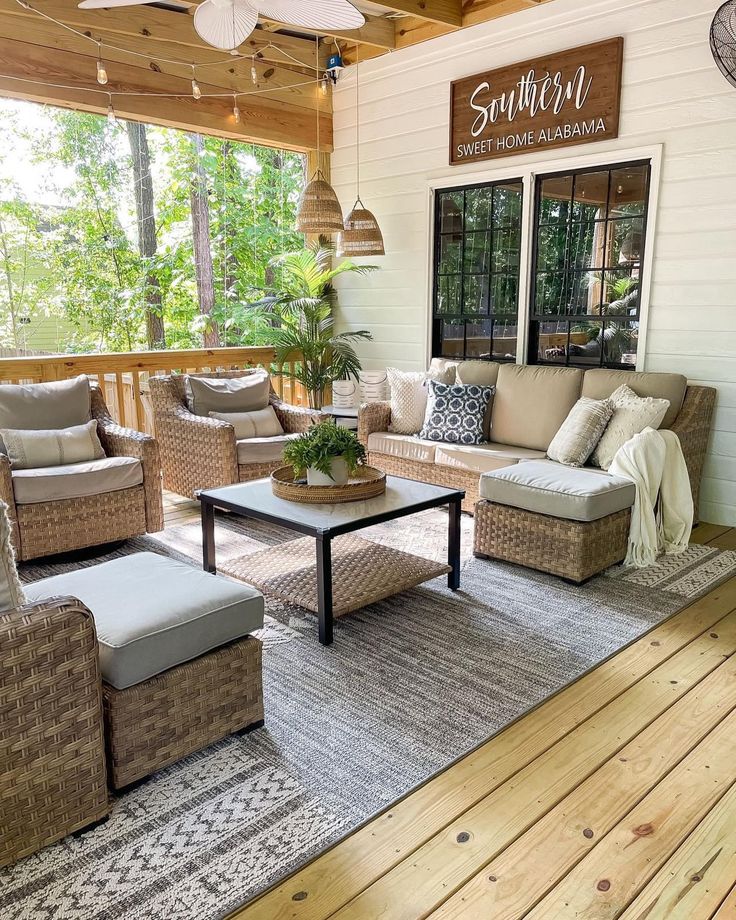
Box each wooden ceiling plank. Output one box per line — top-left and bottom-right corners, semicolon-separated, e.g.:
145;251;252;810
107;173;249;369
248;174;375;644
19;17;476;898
0;8;323;109
395;17;456;48
376;0;462;27
253;15;396;50
0;36;332;150
0;0;328;70
462;0;549;28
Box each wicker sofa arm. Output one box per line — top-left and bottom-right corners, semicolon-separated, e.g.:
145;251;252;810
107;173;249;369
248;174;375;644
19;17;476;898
0;596;109;866
358;401;392;445
271;399;327;434
670;384;717;520
90;386;164;533
0;456;18;553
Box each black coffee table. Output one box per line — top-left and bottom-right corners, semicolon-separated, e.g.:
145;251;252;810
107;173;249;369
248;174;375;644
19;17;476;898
198;476;464;645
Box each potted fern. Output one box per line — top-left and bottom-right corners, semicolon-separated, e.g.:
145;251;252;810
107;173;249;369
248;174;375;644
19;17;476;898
283;422;367;486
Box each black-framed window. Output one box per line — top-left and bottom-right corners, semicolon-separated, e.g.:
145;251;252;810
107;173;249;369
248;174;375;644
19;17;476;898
432;179;523;362
529;160;651;369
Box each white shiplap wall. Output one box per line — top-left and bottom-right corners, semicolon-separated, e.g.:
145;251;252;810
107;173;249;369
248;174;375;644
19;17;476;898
331;0;736;526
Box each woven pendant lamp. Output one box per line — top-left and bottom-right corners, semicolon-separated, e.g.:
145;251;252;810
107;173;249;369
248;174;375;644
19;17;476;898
338;47;384;257
296;37;344;235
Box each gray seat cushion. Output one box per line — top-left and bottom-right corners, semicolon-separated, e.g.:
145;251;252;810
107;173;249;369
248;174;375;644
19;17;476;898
366;432;437;464
434;442;546;474
479;459;636;522
236;432;300;465
25;552;264;689
12;456;143;504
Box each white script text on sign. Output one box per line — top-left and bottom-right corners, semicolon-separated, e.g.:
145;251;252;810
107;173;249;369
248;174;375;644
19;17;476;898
450;38;623;165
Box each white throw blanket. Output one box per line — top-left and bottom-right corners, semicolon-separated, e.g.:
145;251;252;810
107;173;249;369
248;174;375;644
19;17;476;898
608;427;693;568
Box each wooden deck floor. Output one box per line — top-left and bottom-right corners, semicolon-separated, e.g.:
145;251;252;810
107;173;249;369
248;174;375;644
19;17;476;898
226;521;736;920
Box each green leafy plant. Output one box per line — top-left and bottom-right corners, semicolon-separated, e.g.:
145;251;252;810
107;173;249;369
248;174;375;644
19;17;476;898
269;245;376;409
282;421;367;480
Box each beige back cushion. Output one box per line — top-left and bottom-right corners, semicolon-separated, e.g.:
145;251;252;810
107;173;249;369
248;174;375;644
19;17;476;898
491;364;583;451
582;369;686;429
0;375;91;431
428;357;459;384
185;369;270;416
456;362;500;441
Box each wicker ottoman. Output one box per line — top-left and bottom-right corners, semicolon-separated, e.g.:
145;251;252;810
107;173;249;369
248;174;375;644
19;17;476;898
25;552;265;789
473;460;635;583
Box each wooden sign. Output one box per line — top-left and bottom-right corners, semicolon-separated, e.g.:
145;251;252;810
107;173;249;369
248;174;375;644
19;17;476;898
449;37;624;165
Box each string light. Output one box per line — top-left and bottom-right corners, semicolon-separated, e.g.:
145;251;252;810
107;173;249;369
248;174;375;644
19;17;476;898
106;94;116;125
191;65;202;100
250;56;258;85
232;94;241;124
320;77;328;95
96;45;108;85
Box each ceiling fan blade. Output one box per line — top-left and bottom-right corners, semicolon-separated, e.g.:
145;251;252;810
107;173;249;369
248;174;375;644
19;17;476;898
193;0;259;50
255;0;365;31
78;0;154;7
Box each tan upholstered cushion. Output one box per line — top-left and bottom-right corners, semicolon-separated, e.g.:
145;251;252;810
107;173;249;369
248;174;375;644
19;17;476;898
491;364;583;451
185;370;270;417
455;361;500;388
546;397;613;467
590;384;670;471
582;369;686;429
25;552;264;690
367;432;437;464
428;357;459;384
435;442;546;474
0;375;91;432
1;420;105;470
387;367;428;435
12;456;143;504
0;500;25;612
479;459;636;522
236;433;300;465
210;406;283;440
455;361;500;439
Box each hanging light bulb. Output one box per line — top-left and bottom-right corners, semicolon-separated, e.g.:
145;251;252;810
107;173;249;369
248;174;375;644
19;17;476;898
96;46;108;85
250;56;258;85
232;95;241;124
320;77;328;96
106;96;116;126
191;65;202;100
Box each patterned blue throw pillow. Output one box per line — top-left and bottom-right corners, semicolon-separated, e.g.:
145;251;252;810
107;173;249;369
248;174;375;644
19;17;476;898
419;381;494;444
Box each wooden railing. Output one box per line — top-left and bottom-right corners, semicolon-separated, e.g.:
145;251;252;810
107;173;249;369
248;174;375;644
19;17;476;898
0;346;306;434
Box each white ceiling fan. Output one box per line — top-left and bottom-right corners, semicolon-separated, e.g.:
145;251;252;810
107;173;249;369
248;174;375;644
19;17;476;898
77;0;366;51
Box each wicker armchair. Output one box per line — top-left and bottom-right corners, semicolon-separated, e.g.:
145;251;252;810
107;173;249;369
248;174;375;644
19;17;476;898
0;384;163;561
149;369;326;497
0;596;110;867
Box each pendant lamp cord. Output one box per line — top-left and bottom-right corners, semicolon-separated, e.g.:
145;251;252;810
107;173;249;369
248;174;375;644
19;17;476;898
355;44;361;203
315;35;320;174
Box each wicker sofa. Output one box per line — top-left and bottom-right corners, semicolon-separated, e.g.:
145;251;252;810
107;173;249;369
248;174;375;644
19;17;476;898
0;379;163;561
359;362;716;582
150;369;326;498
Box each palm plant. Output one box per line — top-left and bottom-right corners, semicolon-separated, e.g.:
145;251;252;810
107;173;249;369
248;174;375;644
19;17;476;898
268;245;376;409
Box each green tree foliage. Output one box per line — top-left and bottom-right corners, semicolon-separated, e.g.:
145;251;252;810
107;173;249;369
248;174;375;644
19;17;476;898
0;99;304;352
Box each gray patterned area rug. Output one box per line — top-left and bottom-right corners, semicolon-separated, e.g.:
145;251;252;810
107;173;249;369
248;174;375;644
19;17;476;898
4;510;736;920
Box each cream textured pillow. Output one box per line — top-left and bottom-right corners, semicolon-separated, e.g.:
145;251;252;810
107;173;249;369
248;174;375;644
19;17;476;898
209;406;284;440
0;500;24;612
387;367;429;435
0;420;105;470
591;384;670;470
547;397;613;467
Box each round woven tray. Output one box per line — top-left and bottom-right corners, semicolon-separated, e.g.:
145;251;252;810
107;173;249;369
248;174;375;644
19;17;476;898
271;465;386;503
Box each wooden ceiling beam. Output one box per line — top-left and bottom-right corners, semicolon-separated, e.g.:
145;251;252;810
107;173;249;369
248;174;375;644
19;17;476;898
251;16;396;50
376;0;462;27
0;36;332;150
462;0;550;28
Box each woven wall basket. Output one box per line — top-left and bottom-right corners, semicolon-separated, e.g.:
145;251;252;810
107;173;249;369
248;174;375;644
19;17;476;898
271;465;386;503
296;173;344;234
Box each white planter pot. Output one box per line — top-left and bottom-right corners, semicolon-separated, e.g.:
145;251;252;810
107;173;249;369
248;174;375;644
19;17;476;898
307;456;350;486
